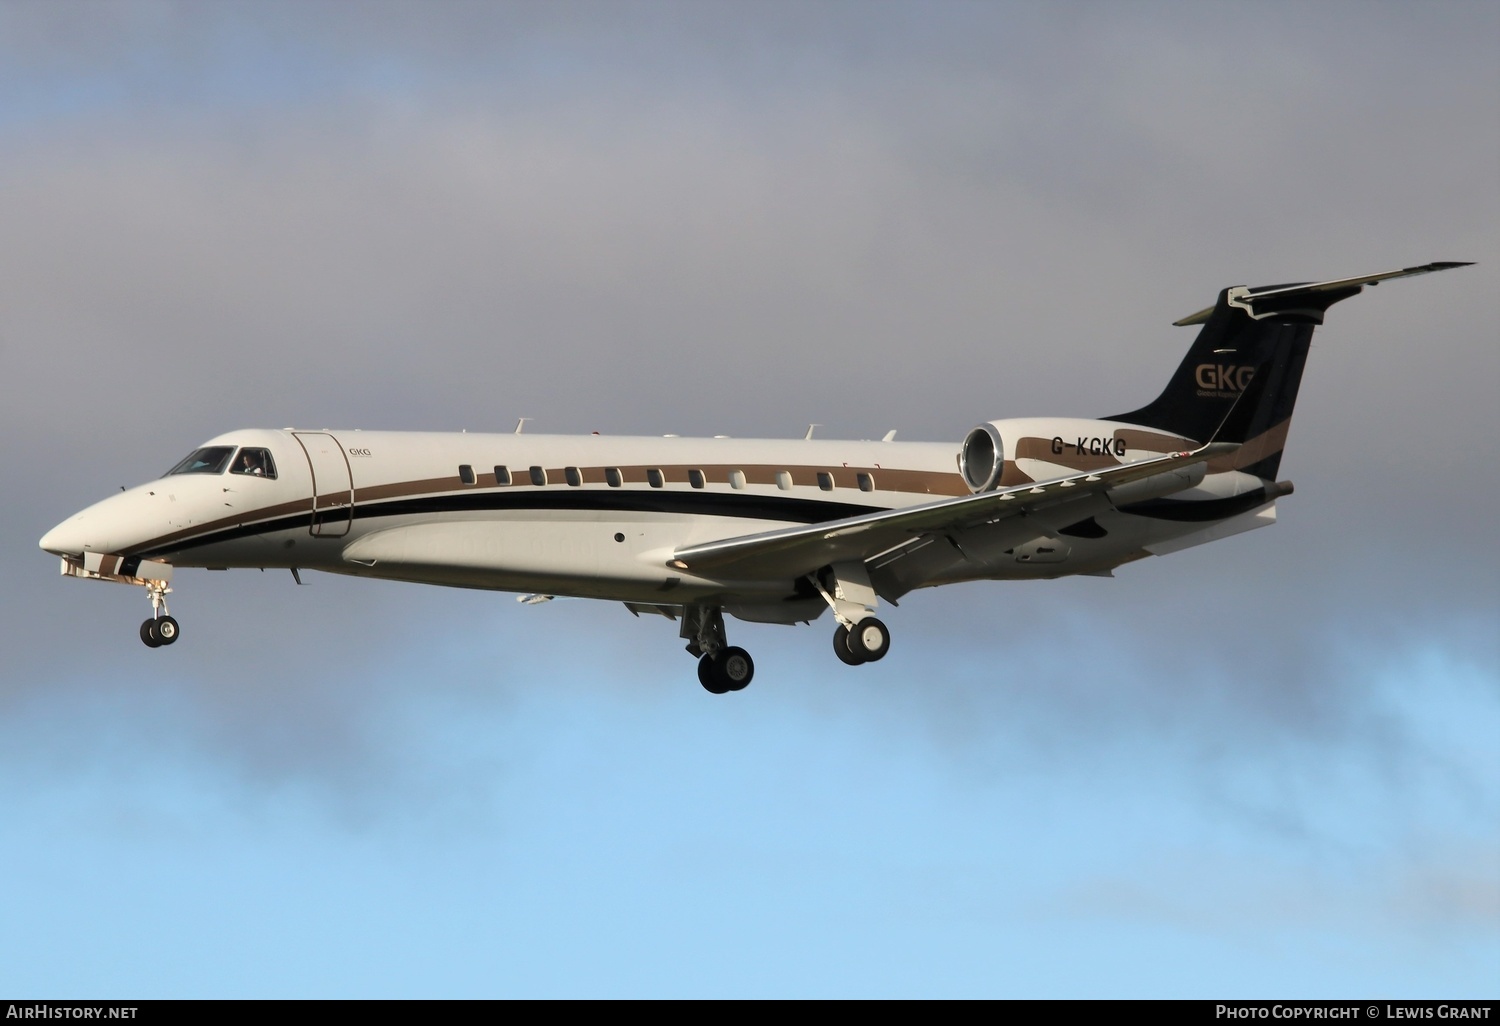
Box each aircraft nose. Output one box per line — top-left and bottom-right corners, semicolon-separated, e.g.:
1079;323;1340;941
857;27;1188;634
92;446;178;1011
39;515;90;556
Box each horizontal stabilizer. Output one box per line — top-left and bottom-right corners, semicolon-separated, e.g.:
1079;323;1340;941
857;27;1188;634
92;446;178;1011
1173;261;1473;326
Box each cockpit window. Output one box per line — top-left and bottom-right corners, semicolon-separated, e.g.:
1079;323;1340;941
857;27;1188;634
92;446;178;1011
165;446;235;476
230;447;277;479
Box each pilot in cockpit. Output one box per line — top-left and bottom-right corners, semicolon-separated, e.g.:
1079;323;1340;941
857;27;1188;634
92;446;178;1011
234;449;266;476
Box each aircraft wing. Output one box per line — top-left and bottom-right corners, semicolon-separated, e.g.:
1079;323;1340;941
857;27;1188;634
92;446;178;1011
669;442;1237;580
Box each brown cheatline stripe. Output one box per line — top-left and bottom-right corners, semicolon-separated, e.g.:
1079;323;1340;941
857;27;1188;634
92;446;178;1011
355;476;458;502
127;497;316;554
360;464;970;501
1204;418;1289;473
1112;428;1195;452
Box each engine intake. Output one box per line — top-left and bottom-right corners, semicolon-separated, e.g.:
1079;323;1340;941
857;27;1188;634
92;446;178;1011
959;423;1005;492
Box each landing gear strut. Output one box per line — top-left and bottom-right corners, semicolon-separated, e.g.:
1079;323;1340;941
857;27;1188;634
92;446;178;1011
682;604;754;694
139;580;179;648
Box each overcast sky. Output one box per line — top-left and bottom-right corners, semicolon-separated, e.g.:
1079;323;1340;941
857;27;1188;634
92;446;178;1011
1;0;1495;998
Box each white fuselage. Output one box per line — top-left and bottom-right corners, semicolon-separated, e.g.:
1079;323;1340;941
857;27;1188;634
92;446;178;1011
40;424;1280;621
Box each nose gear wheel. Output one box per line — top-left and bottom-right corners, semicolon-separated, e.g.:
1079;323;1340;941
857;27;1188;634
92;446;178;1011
140;615;180;647
138;580;180;647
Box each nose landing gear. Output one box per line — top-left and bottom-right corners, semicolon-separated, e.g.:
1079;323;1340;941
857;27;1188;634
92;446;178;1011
140;615;180;647
138;580;179;648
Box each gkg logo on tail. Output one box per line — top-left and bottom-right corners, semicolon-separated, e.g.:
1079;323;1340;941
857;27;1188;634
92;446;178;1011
1196;364;1255;398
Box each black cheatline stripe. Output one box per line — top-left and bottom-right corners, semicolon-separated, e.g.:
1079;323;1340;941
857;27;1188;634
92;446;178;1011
141;488;889;558
1116;488;1270;523
138;512;311;557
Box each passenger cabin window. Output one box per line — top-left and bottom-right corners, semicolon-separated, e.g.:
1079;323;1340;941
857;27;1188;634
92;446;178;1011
529;466;547;486
729;470;746;490
857;472;874;492
565;467;583;487
605;468;623;487
817;472;835;491
688;469;705;489
230;448;278;479
458;464;476;486
165;446;235;476
494;465;512;486
647;469;664;488
776;471;792;491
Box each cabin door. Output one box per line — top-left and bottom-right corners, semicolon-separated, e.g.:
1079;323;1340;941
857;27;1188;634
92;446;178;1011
292;432;354;537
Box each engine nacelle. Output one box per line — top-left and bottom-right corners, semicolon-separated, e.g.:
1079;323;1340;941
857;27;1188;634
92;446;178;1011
960;417;1199;493
958;423;1006;492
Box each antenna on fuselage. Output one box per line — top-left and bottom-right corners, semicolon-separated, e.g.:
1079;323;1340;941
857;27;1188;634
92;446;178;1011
804;424;820;440
514;418;530;434
881;430;897;442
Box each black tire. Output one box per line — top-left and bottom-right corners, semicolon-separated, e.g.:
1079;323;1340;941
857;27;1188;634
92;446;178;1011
847;617;890;662
140;619;162;648
154;615;180;646
718;647;754;691
698;654;730;694
833;625;865;666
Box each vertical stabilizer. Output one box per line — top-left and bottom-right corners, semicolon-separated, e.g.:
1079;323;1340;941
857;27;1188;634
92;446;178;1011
1104;262;1471;480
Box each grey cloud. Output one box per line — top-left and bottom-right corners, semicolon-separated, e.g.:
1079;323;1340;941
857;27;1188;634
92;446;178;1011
1;1;1495;810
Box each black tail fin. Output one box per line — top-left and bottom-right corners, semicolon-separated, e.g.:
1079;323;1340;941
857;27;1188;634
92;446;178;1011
1104;262;1471;480
1104;294;1315;479
1204;354;1276;448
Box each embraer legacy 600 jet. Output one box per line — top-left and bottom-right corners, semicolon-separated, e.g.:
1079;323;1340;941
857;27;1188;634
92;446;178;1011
41;263;1469;692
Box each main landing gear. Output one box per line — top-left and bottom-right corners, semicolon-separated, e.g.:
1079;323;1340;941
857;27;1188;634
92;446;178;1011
678;562;896;693
138;580;180;648
833;616;890;666
697;646;754;694
683;605;754;694
814;561;891;669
